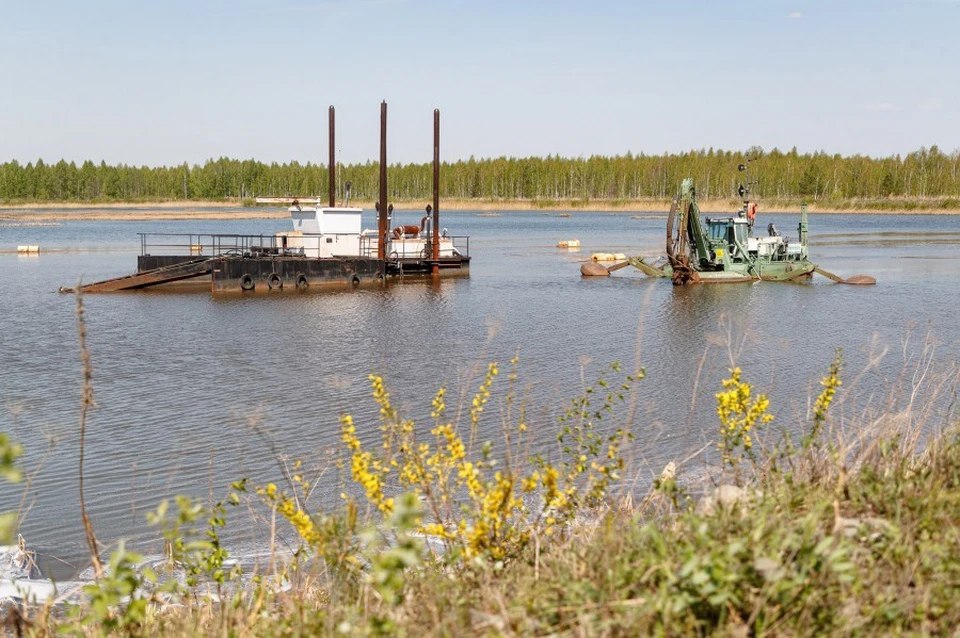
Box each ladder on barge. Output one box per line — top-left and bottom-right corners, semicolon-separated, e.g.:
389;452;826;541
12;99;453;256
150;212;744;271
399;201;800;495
60;257;218;293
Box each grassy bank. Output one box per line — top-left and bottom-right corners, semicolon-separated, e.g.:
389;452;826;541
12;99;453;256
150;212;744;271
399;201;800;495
5;337;960;636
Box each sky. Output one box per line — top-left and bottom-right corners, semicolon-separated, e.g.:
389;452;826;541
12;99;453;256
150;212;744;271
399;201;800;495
1;0;958;166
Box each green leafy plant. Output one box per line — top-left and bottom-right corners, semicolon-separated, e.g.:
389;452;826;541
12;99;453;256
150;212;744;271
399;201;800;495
69;542;157;637
0;432;22;543
147;482;245;593
365;492;423;607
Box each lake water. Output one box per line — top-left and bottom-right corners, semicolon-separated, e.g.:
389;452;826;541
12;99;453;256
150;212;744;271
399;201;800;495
1;208;958;579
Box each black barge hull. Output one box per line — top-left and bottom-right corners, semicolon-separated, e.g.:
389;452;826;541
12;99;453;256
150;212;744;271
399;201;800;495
131;254;469;293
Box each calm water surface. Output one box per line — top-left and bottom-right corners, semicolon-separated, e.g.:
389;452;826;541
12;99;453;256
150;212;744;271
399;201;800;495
1;209;958;578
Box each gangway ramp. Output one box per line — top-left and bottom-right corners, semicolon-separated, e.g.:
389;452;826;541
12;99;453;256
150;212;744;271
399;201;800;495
60;257;218;293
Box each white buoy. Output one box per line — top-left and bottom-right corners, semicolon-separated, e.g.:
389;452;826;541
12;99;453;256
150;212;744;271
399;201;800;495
591;252;627;262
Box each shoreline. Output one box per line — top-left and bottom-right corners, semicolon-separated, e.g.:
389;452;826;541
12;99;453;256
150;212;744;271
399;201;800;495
2;197;960;221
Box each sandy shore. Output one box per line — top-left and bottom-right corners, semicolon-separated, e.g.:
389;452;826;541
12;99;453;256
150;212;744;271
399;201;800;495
2;198;959;221
0;210;288;221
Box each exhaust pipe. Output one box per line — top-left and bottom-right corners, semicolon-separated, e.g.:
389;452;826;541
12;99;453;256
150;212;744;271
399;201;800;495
328;106;335;208
378;101;388;261
432;108;440;267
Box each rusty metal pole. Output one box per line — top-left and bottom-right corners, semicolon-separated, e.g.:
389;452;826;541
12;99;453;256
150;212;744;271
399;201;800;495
328;106;335;208
432;109;440;271
378;101;388;261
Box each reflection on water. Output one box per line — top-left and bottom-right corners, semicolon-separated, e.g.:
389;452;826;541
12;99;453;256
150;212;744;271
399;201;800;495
1;210;959;578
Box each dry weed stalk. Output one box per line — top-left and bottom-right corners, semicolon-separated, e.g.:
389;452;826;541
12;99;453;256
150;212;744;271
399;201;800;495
74;286;104;578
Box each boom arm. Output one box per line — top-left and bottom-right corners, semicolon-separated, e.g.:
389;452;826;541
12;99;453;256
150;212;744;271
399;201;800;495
668;178;711;267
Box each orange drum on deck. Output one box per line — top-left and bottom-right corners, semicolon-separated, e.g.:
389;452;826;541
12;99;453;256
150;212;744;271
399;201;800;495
393;225;421;238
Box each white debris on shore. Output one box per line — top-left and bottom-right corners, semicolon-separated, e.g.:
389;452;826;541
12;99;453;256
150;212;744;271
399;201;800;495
0;535;59;604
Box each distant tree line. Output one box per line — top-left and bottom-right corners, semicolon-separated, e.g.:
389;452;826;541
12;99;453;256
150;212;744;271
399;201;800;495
1;146;958;203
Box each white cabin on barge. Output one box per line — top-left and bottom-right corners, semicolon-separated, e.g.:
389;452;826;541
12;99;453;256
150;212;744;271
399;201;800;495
280;202;364;258
277;199;464;260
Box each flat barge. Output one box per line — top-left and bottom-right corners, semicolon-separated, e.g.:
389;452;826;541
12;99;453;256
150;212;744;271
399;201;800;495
120;217;470;294
62;103;469;294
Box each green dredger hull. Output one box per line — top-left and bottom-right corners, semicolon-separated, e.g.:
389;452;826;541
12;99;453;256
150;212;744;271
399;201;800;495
629;257;816;283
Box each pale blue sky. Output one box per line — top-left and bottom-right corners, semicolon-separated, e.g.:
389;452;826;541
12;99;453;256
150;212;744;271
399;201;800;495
1;0;957;166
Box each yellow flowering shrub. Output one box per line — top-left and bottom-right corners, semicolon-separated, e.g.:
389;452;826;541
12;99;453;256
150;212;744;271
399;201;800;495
813;351;842;421
716;367;774;468
341;414;393;514
806;349;843;449
253;358;638;568
255;468;361;577
338;359;639;562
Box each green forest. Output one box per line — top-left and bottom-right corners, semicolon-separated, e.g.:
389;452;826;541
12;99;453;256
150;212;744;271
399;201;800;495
1;146;959;206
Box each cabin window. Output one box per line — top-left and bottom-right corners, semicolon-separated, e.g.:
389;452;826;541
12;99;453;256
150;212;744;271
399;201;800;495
708;223;726;241
734;224;748;245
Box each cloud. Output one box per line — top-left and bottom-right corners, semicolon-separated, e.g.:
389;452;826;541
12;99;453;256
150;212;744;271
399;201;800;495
788;11;803;18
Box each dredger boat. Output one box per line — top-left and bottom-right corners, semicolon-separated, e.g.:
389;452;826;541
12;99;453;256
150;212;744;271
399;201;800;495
582;169;874;286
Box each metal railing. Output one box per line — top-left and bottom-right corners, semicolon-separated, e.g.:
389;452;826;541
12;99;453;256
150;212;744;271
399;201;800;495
358;234;470;259
139;232;470;260
138;233;348;257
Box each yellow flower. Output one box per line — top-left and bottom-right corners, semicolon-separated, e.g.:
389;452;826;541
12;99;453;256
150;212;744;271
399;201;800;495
470;363;499;429
431;387;447;419
716;367;773;465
